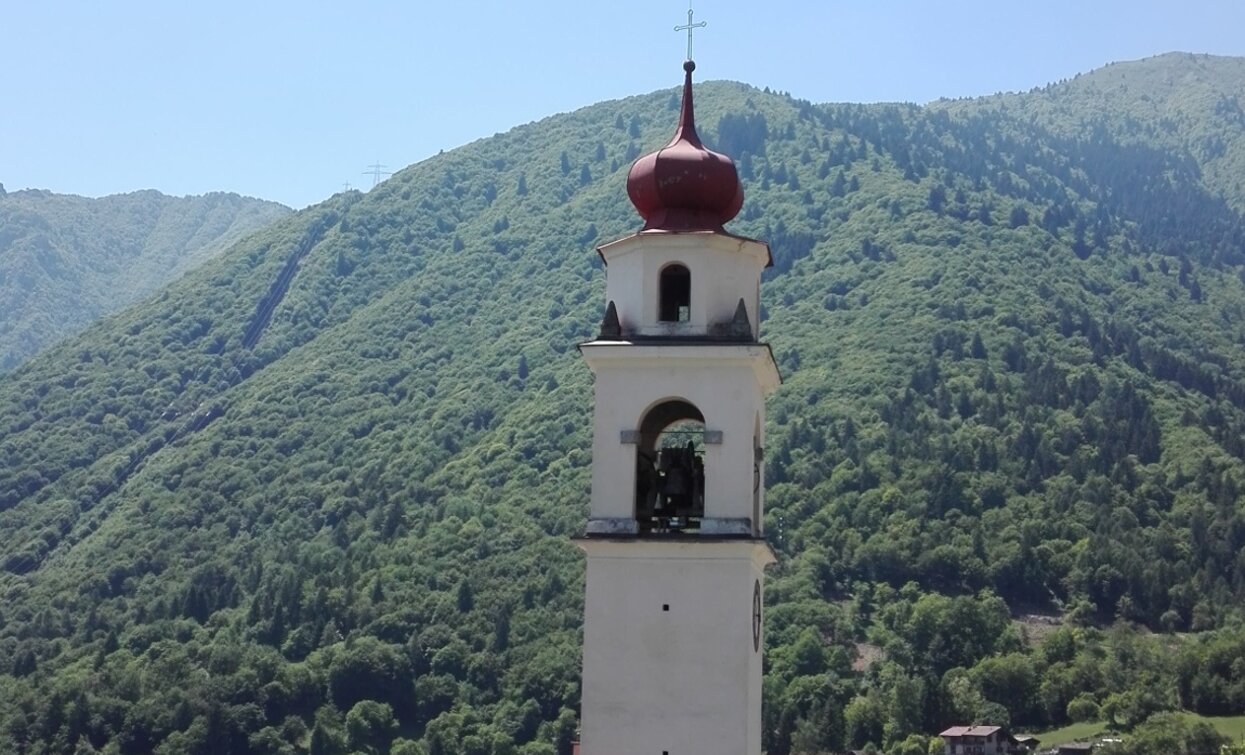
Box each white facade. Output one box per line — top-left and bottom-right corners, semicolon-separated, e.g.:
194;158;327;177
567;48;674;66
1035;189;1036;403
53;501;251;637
577;228;779;755
579;540;774;755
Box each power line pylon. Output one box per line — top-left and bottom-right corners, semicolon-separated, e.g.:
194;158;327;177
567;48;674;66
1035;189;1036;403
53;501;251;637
363;162;391;187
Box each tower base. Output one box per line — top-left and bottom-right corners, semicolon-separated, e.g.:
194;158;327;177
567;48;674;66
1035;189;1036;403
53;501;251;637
576;537;775;755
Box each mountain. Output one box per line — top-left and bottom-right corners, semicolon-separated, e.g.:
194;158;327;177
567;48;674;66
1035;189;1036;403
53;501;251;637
935;52;1245;210
2;55;1245;755
0;188;290;371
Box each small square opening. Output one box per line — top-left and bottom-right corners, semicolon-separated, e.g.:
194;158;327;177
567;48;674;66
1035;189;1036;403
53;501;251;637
662;604;669;611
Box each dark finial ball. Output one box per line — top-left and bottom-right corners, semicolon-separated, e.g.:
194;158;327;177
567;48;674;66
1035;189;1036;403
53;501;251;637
684;60;696;73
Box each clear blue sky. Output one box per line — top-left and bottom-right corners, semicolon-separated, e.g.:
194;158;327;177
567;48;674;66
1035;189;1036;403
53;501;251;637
3;0;1243;209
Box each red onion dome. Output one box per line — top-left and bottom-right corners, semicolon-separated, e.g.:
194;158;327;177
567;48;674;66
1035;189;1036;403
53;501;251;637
626;60;744;232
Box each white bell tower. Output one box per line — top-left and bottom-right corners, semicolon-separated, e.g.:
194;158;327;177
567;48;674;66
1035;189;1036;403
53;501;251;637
576;57;779;755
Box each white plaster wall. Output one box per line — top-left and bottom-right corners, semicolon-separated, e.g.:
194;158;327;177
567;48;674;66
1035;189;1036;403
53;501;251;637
578;540;773;755
581;344;779;525
599;233;769;338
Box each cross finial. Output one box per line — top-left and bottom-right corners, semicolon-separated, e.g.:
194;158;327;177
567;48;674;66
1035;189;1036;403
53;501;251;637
673;3;706;61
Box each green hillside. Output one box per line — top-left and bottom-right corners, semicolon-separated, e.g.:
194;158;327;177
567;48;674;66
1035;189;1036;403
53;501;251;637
2;55;1245;755
934;52;1245;210
0;188;290;371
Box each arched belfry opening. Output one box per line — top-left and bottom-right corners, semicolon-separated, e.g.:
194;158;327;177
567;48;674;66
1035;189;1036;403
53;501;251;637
635;399;706;532
658;264;691;322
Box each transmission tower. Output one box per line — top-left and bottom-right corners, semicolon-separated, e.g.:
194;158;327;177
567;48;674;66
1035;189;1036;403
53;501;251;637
363;162;391;187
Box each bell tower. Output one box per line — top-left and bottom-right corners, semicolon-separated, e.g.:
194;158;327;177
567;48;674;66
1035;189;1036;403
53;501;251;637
576;58;779;755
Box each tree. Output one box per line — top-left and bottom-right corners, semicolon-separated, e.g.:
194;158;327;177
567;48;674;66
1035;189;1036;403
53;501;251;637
327;638;413;715
889;733;935;755
1009;205;1029;228
414;674;458;727
457;579;474;612
1107;713;1227;755
791;699;845;755
1066;695;1101;723
391;740;425;755
552;708;578;755
1102;687;1172;730
970;332;987;359
944;670;987;723
845;694;885;750
346;701;397;755
884;672;926;745
309;707;347;755
972;653;1037;724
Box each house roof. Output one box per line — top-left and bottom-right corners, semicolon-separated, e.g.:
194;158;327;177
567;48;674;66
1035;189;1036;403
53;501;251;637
940;725;1002;738
1058;743;1095;752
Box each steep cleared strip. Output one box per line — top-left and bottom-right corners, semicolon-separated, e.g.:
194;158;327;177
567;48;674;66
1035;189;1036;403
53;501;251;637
242;212;338;349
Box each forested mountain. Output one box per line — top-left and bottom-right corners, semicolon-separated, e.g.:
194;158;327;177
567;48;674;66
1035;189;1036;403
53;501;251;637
2;54;1245;755
0;188;290;371
935;52;1245;211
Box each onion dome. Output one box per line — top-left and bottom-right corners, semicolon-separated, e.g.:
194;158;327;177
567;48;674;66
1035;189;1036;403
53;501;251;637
627;60;743;232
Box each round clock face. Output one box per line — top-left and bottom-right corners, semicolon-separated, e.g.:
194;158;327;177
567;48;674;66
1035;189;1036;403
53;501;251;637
752;579;762;653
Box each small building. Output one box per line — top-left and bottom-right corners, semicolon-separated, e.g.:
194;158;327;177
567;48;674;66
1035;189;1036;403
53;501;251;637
1056;743;1095;755
939;725;1040;755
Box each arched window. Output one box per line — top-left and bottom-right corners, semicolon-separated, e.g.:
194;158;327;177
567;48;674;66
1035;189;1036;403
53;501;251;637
634;399;705;533
658;264;691;323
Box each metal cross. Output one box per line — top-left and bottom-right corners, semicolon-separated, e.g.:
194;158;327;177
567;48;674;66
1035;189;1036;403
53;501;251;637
674;4;706;61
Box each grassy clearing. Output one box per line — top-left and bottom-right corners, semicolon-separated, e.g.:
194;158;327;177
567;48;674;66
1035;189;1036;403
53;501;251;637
1033;720;1112;747
1035;715;1245;748
1181;713;1245;742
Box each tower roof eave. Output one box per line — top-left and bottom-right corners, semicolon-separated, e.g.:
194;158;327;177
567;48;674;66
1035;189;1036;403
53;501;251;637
595;229;773;268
